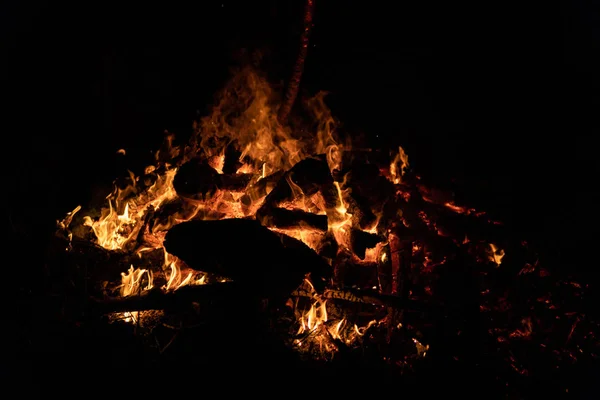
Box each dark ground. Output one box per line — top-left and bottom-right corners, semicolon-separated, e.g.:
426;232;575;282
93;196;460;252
2;0;599;396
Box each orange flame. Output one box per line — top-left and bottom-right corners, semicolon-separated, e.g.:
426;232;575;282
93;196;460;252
60;66;404;342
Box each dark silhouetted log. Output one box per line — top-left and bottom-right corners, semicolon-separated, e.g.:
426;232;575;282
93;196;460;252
64;240;165;294
316;231;338;260
174;158;219;198
218;173;253;192
163;218;332;296
256;155;339;230
239;171;285;214
91;283;406;316
333;251;379;290
345;162;396;217
256;207;327;232
223;141;244;174
261;155;335;206
91;283;243;314
350;229;383;260
174;158;252;200
388;233;412;296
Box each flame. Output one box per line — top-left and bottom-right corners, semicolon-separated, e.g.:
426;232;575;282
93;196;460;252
120;265;153;297
412;338;430;357
489;243;505;266
82;168;178;251
162;249;206;291
389;146;409;184
60;67;394;351
293;279;378;356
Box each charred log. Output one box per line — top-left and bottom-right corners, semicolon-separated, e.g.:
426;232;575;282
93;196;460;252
350;229;383;260
345;163;396;212
65;240;165;292
346;193;378;230
92;280;436;317
240;171;285;213
261;155;334;206
218;173;253;191
174;158;220;198
163;218;332;296
388;233;412;298
256;155;338;230
223;141;244;174
256;207;328;232
90;283;243;314
315;231;338;260
277;0;316;124
333;251;379;290
174;158;253;200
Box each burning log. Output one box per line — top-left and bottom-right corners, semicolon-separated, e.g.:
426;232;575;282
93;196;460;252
344;163;397;223
257;207;328;232
256;155;338;230
315;231;338;260
163;218;332;296
388;233;412;297
277;0;316;124
173;158;252;200
350;229;383;260
346;193;378;231
65;239;165;290
240;171;285;214
261;155;335;205
223;141;244;174
90;282;243;314
92;281;429;315
333;251;379;290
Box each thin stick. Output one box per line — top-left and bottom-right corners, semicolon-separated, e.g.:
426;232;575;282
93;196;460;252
277;0;316;124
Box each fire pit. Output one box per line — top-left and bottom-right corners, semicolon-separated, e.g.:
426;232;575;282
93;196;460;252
46;64;598;396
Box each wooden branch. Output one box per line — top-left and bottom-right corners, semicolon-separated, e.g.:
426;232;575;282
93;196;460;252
277;0;316;124
256;207;328;232
90;281;440;316
89;283;243;314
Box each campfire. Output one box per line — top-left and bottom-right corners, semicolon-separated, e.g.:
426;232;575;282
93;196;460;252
54;65;597;389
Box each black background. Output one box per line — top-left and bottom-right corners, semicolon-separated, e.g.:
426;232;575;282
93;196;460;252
2;0;598;391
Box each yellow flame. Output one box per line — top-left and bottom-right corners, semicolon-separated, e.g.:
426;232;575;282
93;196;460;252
389;146;409;184
489;243;505;266
162;249;206;291
82;169;178;251
59;67;408;344
120;265;153;297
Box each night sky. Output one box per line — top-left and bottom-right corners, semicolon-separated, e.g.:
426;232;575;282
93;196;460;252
2;1;598;283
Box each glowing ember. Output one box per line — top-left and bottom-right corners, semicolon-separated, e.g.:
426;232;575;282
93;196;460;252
489;243;505;266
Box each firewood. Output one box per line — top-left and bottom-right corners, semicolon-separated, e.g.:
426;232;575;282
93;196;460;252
345;162;396;213
90;282;418;315
90;282;243;314
163;218;332;296
256;207;328;232
333;251;379;290
255;155;340;231
315;231;338;260
350;229;383;260
173;158;220;198
261;155;334;207
346;193;378;230
388;233;412;298
65;240;165;288
223;141;244;174
239;171;285;212
220;173;254;192
173;158;253;200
